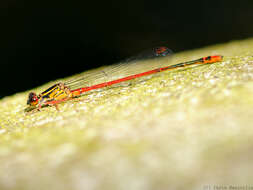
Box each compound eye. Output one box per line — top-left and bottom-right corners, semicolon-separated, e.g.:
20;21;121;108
27;92;38;105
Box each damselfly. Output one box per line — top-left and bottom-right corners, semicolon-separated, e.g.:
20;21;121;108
26;47;223;111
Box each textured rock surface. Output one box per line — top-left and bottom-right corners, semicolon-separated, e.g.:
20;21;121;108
1;39;253;190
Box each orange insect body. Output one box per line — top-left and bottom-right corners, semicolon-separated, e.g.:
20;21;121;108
26;53;223;110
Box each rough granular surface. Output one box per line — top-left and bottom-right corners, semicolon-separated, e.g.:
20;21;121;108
1;39;253;190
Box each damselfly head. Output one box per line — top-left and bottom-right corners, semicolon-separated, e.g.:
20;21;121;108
27;92;39;106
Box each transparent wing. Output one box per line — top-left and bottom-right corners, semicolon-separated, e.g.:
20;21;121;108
64;47;174;90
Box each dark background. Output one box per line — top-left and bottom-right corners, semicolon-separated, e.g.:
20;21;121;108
1;0;253;98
